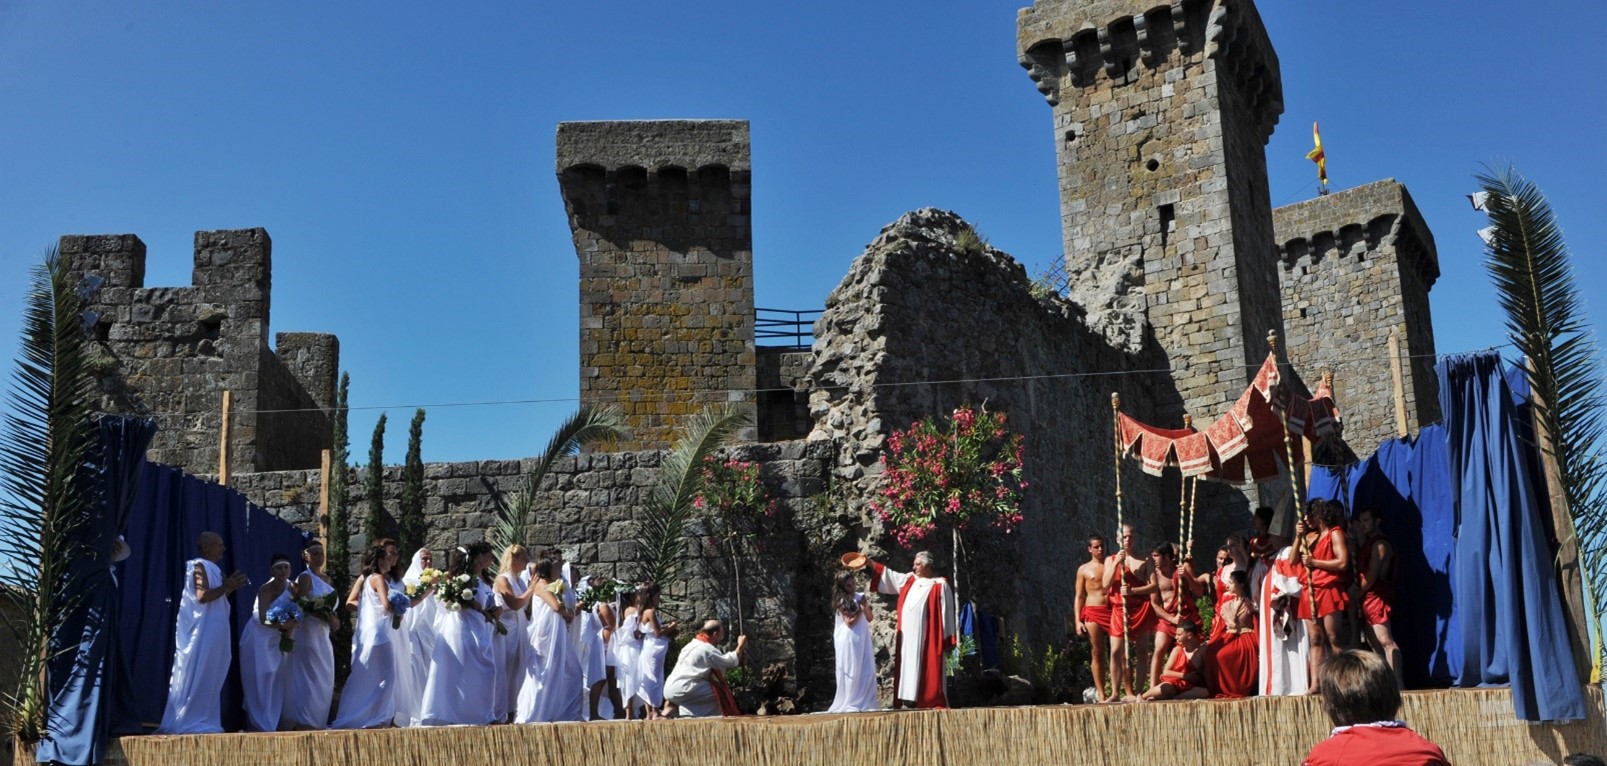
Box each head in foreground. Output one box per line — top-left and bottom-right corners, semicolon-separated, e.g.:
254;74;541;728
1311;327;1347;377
1318;649;1400;727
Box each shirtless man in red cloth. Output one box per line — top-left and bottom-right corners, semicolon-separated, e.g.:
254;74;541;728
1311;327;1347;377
1352;507;1402;687
1103;524;1158;699
1147;542;1200;692
1073;534;1114;702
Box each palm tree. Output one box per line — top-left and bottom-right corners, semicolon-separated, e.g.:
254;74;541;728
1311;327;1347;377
490;406;628;555
0;248;101;741
635;404;751;588
1477;164;1607;675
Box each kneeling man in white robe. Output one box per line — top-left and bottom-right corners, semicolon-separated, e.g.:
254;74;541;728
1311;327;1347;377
664;619;746;717
157;532;248;734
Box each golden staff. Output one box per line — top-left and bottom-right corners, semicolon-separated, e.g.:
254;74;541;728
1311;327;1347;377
1177;414;1191;544
1111;393;1130;692
1268;330;1316;617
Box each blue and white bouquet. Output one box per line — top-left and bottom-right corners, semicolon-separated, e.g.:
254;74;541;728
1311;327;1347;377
388;590;411;629
264;601;304;653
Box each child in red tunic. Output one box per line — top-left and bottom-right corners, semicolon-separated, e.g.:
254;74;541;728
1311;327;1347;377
1303;650;1449;765
1137;620;1207;701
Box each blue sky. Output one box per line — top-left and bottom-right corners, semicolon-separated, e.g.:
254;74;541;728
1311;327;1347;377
2;1;1603;465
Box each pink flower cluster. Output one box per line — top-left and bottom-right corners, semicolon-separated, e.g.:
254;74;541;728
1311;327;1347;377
871;405;1027;549
693;456;773;532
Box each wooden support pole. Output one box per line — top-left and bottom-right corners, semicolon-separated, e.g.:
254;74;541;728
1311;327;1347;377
218;390;232;486
319;448;332;548
1388;331;1408;438
1526;357;1594;681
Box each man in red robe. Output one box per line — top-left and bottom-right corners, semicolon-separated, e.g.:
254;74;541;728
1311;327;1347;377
870;551;957;709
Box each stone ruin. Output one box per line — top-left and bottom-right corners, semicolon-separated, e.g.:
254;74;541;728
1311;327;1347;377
61;0;1442;707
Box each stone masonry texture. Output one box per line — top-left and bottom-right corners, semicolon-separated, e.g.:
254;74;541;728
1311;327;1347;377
56;0;1447;713
1274;179;1441;451
60;230;338;476
557;120;757;451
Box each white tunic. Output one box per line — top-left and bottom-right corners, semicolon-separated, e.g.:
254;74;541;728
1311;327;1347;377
400;554;441;727
281;571;335;729
664;639;740;718
636;616;671;707
828;593;879;712
388;578;418;728
875;566;957;704
614;611;643;709
331;576;395;729
240;586;292;731
420;580;497;726
156;558;231;734
491;572;529;722
515;595;585;723
1258;546;1310;696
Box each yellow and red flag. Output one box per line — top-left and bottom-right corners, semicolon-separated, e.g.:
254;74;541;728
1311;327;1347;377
1306;121;1328;187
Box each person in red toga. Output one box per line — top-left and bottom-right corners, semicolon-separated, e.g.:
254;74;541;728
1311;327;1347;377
1352;507;1403;688
1302;499;1352;679
1103;524;1158;699
1303;650;1449;765
1147;542;1201;694
1137;620;1207;701
870;551;957;709
1073;534;1115;702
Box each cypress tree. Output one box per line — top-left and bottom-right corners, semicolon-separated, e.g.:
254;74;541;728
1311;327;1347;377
398;408;427;557
327;372;352;589
365;412;388;541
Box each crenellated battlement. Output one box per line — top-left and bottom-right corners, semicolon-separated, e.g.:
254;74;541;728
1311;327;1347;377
59;229;337;476
556;120;757;450
1017;0;1281;140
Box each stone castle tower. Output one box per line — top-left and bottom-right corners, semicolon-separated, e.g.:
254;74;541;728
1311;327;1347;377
1018;0;1285;424
557;121;758;450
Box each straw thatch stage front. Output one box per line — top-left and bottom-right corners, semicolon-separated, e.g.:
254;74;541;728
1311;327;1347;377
21;686;1606;766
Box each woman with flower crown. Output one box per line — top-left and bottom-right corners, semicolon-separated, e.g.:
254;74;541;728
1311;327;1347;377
398;548;441;726
282;542;338;729
332;543;399;729
515;557;585;722
241;553;298;731
492;545;534;723
420;542;502;726
635;582;678;720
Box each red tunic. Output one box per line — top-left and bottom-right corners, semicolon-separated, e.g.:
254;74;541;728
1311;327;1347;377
1155;567;1199;637
1310;529;1351;618
1205;601;1257;698
1302;723;1451;765
1162;645;1195;693
1358;532;1396;626
1208;566;1237;641
1108;561;1157;638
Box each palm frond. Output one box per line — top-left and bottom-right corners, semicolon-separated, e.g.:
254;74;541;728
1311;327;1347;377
0;247;101;741
491;405;628;555
635;404;751;586
1477;165;1607;669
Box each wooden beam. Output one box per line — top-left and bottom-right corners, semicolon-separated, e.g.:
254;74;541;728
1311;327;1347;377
1388;331;1408;438
218;390;232;486
1527;357;1594;682
319;449;332;548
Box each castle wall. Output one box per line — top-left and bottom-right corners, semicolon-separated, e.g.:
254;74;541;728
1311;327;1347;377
806;209;1175;657
1274;179;1441;452
61;229;338;476
1017;0;1286;427
557;121;757;451
756;348;812;442
229;439;834;689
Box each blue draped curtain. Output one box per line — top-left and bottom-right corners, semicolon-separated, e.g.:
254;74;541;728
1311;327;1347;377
116;464;310;732
1308;429;1459;689
37;416;156;766
1439;350;1583;721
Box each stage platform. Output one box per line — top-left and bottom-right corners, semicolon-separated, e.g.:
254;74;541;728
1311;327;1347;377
17;686;1605;766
